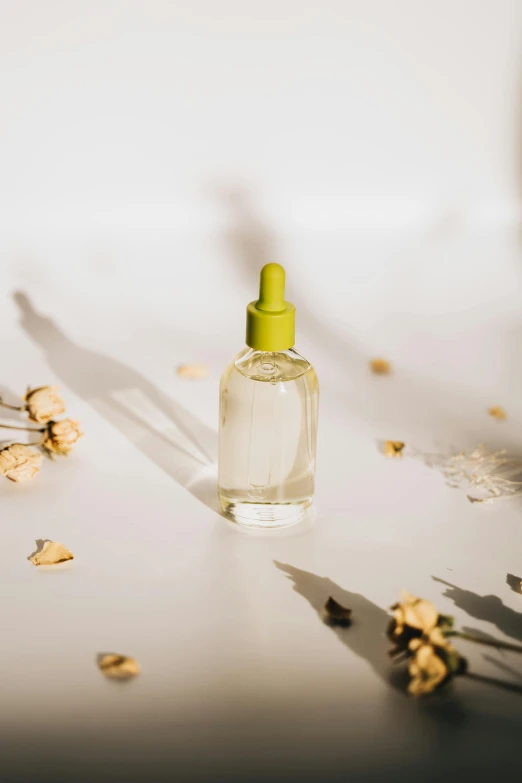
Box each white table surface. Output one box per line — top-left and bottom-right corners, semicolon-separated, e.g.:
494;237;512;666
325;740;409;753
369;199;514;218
2;228;522;782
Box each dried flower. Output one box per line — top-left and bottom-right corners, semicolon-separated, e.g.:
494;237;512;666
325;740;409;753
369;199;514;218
41;419;83;455
370;358;391;375
488;406;507;421
384;441;405;458
421;445;522;503
24;386;65;424
0;443;42;482
323;597;352;627
407;637;466;696
389;591;438;653
29;540;74;566
388;591;467;696
98;653;140;680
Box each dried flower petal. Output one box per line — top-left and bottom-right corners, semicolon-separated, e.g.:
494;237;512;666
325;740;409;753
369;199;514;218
29;540;74;566
176;364;209;380
323;597;352;627
488;406;507;420
370;358;391;375
41;419;83;455
0;443;42;482
384;441;405;458
98;653;140;680
24;386;65;424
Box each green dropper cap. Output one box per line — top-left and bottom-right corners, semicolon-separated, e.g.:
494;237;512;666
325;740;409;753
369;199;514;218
246;263;295;351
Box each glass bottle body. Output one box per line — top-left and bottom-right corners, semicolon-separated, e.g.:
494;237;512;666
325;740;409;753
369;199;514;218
218;347;319;528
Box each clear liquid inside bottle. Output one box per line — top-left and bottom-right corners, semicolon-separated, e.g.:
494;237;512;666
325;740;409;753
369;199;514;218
218;347;319;528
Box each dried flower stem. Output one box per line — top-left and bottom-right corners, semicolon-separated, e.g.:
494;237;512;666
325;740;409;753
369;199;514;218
465;672;522;695
447;630;522;654
0;399;24;412
0;423;43;433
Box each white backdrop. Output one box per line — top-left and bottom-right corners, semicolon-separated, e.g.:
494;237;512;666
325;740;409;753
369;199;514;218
2;2;522;782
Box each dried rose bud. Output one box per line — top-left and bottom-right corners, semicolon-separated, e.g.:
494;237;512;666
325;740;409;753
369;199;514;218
387;590;454;658
24;386;65;424
41;419;83;455
0;443;42;482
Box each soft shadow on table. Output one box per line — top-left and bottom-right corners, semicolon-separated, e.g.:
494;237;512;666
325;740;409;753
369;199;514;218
27;538;51;560
274;560;408;695
12;292;220;514
433;577;522;643
275;563;522;737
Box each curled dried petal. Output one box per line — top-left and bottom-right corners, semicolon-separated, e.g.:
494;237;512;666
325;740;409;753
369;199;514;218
0;443;42;482
384;441;405;458
98;653;140;680
370;358;392;375
488;406;507;420
29;540;74;566
323;597;352;627
176;364;209;380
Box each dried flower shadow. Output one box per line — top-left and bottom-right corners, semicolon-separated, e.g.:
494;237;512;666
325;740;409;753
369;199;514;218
433;577;522;644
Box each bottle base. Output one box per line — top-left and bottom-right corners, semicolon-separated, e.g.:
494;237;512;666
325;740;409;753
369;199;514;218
220;497;312;529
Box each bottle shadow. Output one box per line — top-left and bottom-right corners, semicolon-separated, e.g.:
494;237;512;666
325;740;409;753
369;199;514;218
433;577;522;643
12;291;221;514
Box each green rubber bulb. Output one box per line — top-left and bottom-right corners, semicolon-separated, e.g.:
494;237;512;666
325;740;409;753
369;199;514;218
246;263;295;351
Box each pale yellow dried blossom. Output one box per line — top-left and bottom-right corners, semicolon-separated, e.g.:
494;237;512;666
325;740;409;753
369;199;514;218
29;540;74;566
387;590;467;696
384;440;405;458
41;419;83;455
176;364;209;379
391;591;439;637
98;654;140;680
0;443;42;482
370;358;392;375
24;386;65;424
488;406;507;421
407;641;451;696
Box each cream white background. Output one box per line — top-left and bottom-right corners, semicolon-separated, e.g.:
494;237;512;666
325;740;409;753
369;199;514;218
2;1;522;781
